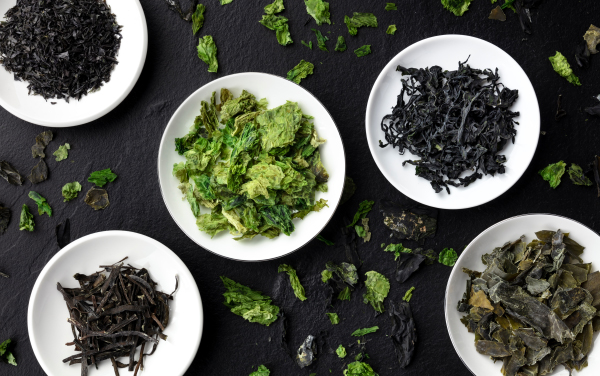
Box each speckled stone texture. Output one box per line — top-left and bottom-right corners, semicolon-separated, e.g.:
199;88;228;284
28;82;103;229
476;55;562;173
1;0;600;375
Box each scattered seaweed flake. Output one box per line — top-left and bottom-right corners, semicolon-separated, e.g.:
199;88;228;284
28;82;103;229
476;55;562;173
31;131;53;158
584;24;600;54
380;60;519;193
0;203;10;235
28;159;48;184
592;156;600;197
0;0;122;101
584;96;600;117
555;95;566;121
161;0;198;21
84;187;110;210
295;334;317;368
0;161;24;185
55;219;71;249
574;42;590;69
59;259;176;374
489;6;506;21
380;200;437;243
389;299;416;368
340;176;356;205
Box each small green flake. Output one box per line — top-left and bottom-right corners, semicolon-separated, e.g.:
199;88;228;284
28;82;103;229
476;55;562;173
549;51;581;86
28;191;52;216
441;0;474;16
351;326;379;336
53;143;70;161
363;271;389;312
286;60;314;85
19;205;34;232
539;161;566;189
192;4;205;35
197;35;219;72
383;243;411;260
278;264;307;301
334;35;346;52
62;182;82;202
249;364;270;376
568;163;593;186
326;312;340;324
438;248;458;266
386;25;397;35
354;45;372;57
385;3;397;11
321;269;333;282
403;286;415;302
88;168;117;187
336;344;347;358
301;40;313;49
312;28;329;52
0;339;16;366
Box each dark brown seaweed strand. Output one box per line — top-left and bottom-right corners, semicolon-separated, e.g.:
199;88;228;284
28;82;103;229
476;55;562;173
110;357;120;376
102;263;122;294
133;342;145;376
126;275;156;305
107;315;138;333
151;313;166;332
79;331;158;344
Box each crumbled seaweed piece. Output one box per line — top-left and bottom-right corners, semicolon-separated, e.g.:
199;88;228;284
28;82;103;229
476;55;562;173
340;176;356;204
28;191;52;217
326;312;339;324
278;264;307;301
317;235;334;245
354;45;372;57
286;60;314;84
260;14;293;46
363;271;390;313
249;365;270;376
402;287;415;302
584;24;600;54
0;339;17;366
84;187;110;210
197;35;219;72
539;161;566;189
439;248;458;266
351;326;379;336
62;182;82;202
55;218;71;249
568;164;593;186
19;205;34;232
489;6;506;21
0;161;24;185
31;131;54;158
312;29;329;52
380;200;437;243
396;253;426;283
335;36;347;52
386;25;397;35
344;13;377;36
574;42;590;69
88;168;117;187
385;3;397;11
549;52;581;86
380;61;519;193
555;95;566;121
264;0;284;15
28;159;48;184
336;344;346;358
53;143;70;162
348;200;374;227
389;300;416;368
295;334;317;368
304;0;331;25
344;361;377;376
161;0;199;21
301;40;313;49
441;0;474;16
221;276;280;326
0;204;10;235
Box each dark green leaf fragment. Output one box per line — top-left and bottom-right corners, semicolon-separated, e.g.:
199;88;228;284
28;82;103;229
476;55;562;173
326;312;339;324
88;168;117;187
249;364;270;376
381;200;437;242
316;234;334;245
311;28;329;52
334;36;346;52
389;299;416;368
301;40;313;49
347;200;374;227
304;0;331;25
0;339;17;366
387;25;397;35
351;326;379;336
278;264;307;301
441;0;474;16
568;164;593;186
489;6;506;21
260;15;293;46
363;271;390;313
19;205;34;232
221;276;279;326
31;130;53;158
384;243;411;260
286;60;314;84
28;159;48;184
260;205;294;236
344;361;376;376
28;191;52;216
539;161;566;189
192;4;205;35
0;204;10;235
0;161;24;185
439;248;458;266
344;13;377;36
385;3;397;11
354;45;371;57
84;187;109;210
340;176;355;204
197;35;219;72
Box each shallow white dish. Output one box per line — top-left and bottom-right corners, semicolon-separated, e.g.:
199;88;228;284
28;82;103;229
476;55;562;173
158;72;346;262
27;231;203;376
0;0;148;127
366;35;540;210
445;214;600;376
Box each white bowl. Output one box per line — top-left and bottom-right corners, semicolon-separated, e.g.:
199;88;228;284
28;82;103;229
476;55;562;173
27;231;203;376
0;0;148;127
445;214;600;376
157;72;346;262
366;35;540;210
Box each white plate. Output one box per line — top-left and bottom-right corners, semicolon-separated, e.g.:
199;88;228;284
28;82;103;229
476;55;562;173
158;72;346;262
445;214;600;376
366;35;540;210
0;0;148;127
27;231;203;376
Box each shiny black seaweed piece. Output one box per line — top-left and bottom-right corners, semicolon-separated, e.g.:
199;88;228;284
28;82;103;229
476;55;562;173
0;203;10;235
0;160;24;185
55;218;71;249
395;253;426;283
380;59;519;193
388;299;416;368
584;100;600;117
0;0;122;101
380;200;437;243
575;42;591;69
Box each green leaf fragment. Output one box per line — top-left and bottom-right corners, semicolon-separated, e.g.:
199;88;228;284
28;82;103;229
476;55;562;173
344;361;376;376
88;168;117;187
354;45;371;57
286;60;314;84
403;286;415;302
441;0;474;16
264;0;284;14
351;326;379;336
220;0;233;4
316;234;334;245
301;40;313;49
53;143;70;161
549;51;581;86
19;205;34;232
304;0;331;25
321;269;333;282
539;160;566;189
260;205;294;236
347;200;374;227
439;247;458;266
278;264;307;301
326;312;340;325
363;271;390;313
336;344;347;358
334;36;346;52
259;14;293;46
344;13;377;36
221;276;279;326
385;3;397;10
384;243;412;260
0;339;16;366
338;286;351;300
28;191;51;216
568;164;593;186
197;35;218;72
312;28;329;52
386;25;397;35
197;213;231;238
192;4;205;35
249;364;270;376
62;182;82;202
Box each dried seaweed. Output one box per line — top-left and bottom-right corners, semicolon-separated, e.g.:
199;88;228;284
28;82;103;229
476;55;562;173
84;188;110;210
380;60;518;193
28;159;48;184
574;42;590;69
58;259;176;375
56;219;71;249
555;95;566;121
395;253;426;283
0;204;10;235
584;24;600;54
380;200;437;243
584;97;600;117
489;6;506;21
389;300;416;368
295;334;316;368
31;131;53;158
0;161;23;185
340;176;356;205
592;156;600;197
161;0;199;21
0;0;122;101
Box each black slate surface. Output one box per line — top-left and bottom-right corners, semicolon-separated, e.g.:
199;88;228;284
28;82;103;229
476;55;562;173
1;1;600;375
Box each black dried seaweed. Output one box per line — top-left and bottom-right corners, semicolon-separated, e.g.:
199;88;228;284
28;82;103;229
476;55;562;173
323;261;358;306
56;219;71;249
161;0;198;21
84;188;110;210
380;60;518;193
59;259;176;376
592;156;600;197
380;200;437;243
396;253;426;283
0;203;10;235
584;97;600;117
0;0;122;101
555;95;566;121
575;42;591;69
341;219;360;264
277;311;293;359
295;334;317;368
389;300;416;368
0;161;23;185
31;131;53;158
28;159;48;184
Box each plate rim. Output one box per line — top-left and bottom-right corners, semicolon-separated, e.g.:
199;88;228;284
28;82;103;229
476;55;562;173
0;0;149;127
443;213;600;376
157;71;346;262
365;34;540;210
26;230;203;376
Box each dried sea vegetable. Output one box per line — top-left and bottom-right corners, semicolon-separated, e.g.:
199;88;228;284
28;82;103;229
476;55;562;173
88;169;117;187
326;312;339;324
316;235;334;245
161;0;199;21
286;60;314;85
62;182;82;202
28;159;48;184
221;276;279;326
344;13;377;36
278;264;307;301
539;161;566;189
31;131;53;158
53;144;70;162
351;326;379;336
441;0;473;16
389;300;416;368
439;248;458;266
549;52;581;86
0;204;10;235
55;219;71;249
336;344;347;358
264;0;284;14
312;29;329;52
387;25;397;35
0;161;23;185
354;45;372;57
363;271;390;313
584;24;600;54
197;35;219;72
249;365;270;376
344;361;377;376
84;187;110;210
403;287;415;302
340;176;355;204
489;6;506;21
348;200;374;227
19;205;34;232
380;61;519;193
301;40;312;49
192;4;205;35
0;339;17;366
380;200;437;242
304;0;331;25
568;164;593;186
296;334;316;368
322;261;358;303
28;191;52;217
385;3;397;11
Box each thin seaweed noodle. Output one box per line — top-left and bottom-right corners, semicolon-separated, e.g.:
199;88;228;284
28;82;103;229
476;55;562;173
380;59;519;193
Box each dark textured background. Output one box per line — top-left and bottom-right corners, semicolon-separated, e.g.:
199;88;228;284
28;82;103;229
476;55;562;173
1;0;600;375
